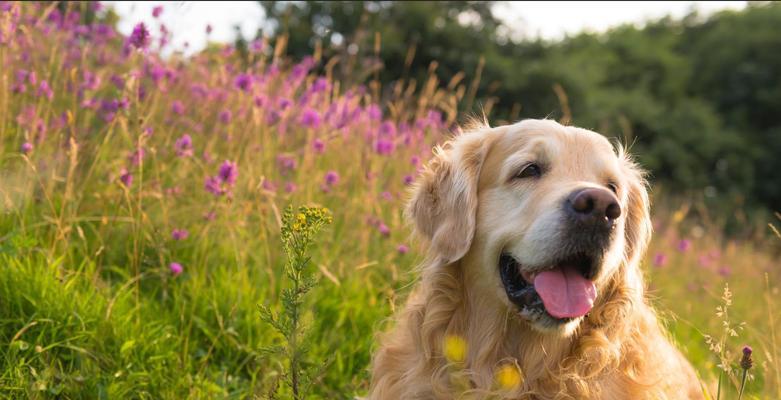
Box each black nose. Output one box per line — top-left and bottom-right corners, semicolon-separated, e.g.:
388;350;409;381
567;188;621;224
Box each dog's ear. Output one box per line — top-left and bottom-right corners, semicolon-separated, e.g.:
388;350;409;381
620;153;652;268
407;129;493;265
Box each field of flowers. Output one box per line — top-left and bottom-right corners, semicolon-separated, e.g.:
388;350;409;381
0;3;778;399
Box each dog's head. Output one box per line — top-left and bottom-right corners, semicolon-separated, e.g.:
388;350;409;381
408;119;651;335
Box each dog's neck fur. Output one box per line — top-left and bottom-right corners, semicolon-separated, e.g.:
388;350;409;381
413;256;649;397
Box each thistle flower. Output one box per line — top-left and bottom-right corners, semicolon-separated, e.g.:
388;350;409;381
738;345;753;400
171;229;189;241
20;142;33;154
152;5;163;18
741;346;753;370
169;262;183;276
403;174;414;186
174;134;193;157
128;22;150;49
285;182;297;193
677;239;691;252
397;244;409;255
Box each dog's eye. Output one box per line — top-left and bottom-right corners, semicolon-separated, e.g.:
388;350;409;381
607;182;618;194
516;163;542;179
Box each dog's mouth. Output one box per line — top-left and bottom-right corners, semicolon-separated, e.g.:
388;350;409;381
499;252;598;324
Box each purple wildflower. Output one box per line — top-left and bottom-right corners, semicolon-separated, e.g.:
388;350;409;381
206;24;212;34
652;252;668;268
403;175;414;185
718;265;731;277
278;98;292;110
381;191;393;201
741;346;753;370
171;229;189;241
174;134;193;157
235;73;252;92
324;171;340;186
20;142;33;154
204;176;223;196
152;5;163;18
119;168;133;187
311;77;329;93
379;121;396;136
219;109;232;124
276;154;297;174
129;148;145;166
375;138;394;155
677;239;691;252
169;262;183;276
37;80;53;100
285;182;297;193
411;156;420;166
128;22;150;49
300;108;321;129
218;160;238;185
397;244;409;254
378;223;390;237
367;104;382;120
172;100;185;115
312;138;325;154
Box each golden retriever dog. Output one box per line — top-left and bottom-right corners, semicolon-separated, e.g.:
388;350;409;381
368;119;703;399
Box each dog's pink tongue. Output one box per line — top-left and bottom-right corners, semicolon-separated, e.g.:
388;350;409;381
533;266;597;318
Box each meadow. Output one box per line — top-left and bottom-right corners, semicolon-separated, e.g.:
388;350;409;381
0;3;779;399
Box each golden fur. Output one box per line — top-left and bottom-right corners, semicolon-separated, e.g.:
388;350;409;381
369;120;703;399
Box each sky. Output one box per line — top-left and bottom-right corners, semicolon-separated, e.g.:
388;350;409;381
107;1;747;56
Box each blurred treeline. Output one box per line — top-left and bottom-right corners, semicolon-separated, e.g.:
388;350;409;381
251;1;780;225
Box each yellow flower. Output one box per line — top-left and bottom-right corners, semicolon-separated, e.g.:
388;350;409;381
297;213;307;225
443;334;467;363
495;363;523;390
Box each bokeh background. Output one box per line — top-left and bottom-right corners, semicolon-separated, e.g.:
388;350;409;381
0;1;779;398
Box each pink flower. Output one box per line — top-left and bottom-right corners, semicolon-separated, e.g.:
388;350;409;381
172;229;189;241
235;73;252;92
397;244;409;254
300;108;321;129
718;265;731;277
169;262;183;276
324;171;339;186
172;100;185;115
403;175;414;185
677;239;691;253
20;142;33;154
285;182;297;193
652;252;667;268
174;134;193;157
128;22;150;49
119;168;133;187
312;138;325;153
378;223;390;237
152;6;163;18
218;160;238;185
375;138;394;155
